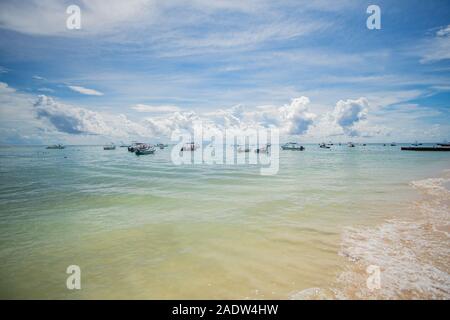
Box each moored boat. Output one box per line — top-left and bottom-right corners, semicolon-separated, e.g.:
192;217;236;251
128;142;145;152
402;146;450;151
135;144;156;155
46;144;65;149
281;142;305;151
181;142;198;151
103;143;116;150
319;143;330;149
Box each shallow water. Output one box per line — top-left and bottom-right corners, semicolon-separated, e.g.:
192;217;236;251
0;144;449;299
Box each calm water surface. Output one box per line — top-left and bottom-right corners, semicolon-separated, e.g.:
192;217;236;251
0;144;449;299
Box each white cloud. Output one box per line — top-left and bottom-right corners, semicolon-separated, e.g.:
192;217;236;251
33;95;148;137
32;75;46;80
420;25;450;63
132;104;180;113
68;85;103;96
436;25;450;37
37;88;55;93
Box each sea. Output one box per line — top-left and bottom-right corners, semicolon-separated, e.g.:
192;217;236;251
0;143;449;299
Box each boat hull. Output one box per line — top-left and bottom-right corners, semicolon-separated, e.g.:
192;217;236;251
401;147;450;151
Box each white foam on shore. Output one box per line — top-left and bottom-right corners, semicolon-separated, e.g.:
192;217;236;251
291;172;450;300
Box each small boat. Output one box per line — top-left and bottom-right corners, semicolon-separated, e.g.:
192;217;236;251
319;143;330;149
103;143;116;150
135;144;156;155
156;143;168;149
238;146;251;153
128;142;145;152
390;143;397;146
46;144;65;149
281;142;305;151
181;142;198;151
348;142;355;147
119;142;130;148
411;141;422;146
255;144;270;153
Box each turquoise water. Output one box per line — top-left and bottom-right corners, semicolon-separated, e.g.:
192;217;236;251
0;144;449;299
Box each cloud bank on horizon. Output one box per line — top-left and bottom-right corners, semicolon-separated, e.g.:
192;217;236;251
0;0;449;144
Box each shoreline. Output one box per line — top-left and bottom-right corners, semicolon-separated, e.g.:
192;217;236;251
291;169;450;300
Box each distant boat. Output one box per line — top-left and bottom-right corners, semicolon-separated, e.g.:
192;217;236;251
128;142;145;152
119;142;129;148
319;143;330;149
281;142;305;151
46;144;65;149
411;141;423;146
255;144;270;153
237;145;250;153
156;143;168;149
181;142;198;151
437;143;450;147
390;143;397;146
135;144;155;155
103;143;116;150
348;142;355;147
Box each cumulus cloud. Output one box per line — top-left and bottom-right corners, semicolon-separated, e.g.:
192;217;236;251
331;98;368;136
33;95;148;137
307;97;372;138
132;104;180;113
68;85;104;96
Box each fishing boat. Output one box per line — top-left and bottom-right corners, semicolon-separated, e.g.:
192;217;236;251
135;144;156;155
319;143;330;149
103;143;116;150
181;142;198;151
46;144;65;149
281;142;305;151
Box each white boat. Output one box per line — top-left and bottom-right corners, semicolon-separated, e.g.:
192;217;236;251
135;144;155;155
319;143;330;149
103;143;116;150
281;142;305;151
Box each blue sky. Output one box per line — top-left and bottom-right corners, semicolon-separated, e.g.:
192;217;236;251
0;0;449;144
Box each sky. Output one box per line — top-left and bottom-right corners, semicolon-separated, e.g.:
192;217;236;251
0;0;449;144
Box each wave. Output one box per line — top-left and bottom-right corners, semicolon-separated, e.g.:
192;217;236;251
290;171;450;300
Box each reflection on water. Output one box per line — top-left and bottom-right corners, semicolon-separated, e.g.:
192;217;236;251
0;144;449;299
